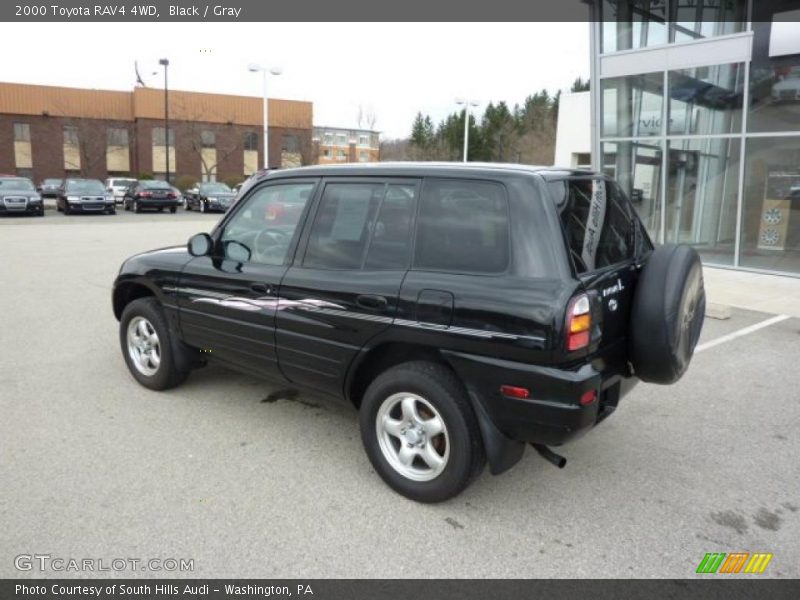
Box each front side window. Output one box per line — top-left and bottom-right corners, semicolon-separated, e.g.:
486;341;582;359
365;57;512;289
414;179;509;274
551;178;636;274
221;183;315;265
304;183;385;270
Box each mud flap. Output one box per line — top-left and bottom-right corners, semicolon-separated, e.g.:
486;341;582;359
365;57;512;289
467;389;525;475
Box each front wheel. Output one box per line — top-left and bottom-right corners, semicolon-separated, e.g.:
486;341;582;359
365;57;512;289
169;207;177;214
359;361;485;503
119;297;189;390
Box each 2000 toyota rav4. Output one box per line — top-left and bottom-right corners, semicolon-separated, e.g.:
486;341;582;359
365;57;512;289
113;164;705;502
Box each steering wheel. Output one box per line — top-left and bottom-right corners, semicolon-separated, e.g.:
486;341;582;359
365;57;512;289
254;229;289;263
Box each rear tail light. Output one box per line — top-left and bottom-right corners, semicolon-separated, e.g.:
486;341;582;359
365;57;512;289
140;191;152;198
566;293;591;352
167;192;176;198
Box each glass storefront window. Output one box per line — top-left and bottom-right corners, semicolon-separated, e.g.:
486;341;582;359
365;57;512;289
740;137;800;274
601;1;667;54
669;1;746;44
602;72;664;138
602;140;663;240
666;138;741;265
669;63;744;136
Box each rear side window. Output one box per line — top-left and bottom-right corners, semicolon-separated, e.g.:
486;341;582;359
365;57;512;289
414;179;509;274
304;183;384;269
550;178;635;274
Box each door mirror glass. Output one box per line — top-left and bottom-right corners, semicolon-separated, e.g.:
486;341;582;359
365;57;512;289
188;233;213;257
224;240;251;263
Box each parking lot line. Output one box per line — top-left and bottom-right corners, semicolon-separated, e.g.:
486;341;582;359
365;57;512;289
695;314;790;353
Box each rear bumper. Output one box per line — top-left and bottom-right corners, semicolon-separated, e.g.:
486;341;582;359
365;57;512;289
135;199;180;209
443;347;637;446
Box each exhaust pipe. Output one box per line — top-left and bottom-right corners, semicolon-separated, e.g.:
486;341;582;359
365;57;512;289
531;443;567;469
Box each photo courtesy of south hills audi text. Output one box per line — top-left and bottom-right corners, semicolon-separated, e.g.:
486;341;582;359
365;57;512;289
14;584;315;597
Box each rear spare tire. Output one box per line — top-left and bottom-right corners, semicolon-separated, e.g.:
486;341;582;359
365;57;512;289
629;244;705;385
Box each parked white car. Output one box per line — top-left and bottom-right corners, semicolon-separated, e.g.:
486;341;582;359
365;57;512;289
105;177;137;205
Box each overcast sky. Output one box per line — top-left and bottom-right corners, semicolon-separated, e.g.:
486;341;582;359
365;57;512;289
1;22;589;138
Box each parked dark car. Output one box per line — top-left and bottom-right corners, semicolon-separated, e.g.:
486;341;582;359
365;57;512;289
112;164;705;502
0;176;44;216
183;182;236;213
123;180;180;213
38;178;63;198
56;179;115;215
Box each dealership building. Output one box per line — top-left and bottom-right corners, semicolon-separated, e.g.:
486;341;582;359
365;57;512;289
0;82;313;185
588;1;800;277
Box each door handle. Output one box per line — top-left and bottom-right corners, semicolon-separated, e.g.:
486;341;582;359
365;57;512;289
250;283;272;295
356;294;388;310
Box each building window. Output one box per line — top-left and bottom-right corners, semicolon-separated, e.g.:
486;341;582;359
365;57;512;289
668;63;744;136
669;0;746;44
63;126;79;146
740;136;800;274
336;150;347;161
282;135;299;153
666;137;741;266
323;133;333;145
14;123;31;142
602;140;663;240
107;128;128;146
201;130;215;148
601;0;667;54
244;132;258;151
358;135;370;147
602;72;664;138
16;168;33;179
359;151;370;162
335;133;347;146
152;127;175;146
323;149;332;158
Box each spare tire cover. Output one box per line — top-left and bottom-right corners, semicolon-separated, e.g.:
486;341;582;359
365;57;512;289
629;244;705;384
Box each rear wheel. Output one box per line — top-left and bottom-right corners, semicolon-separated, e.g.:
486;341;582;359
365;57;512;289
133;200;140;213
169;207;177;214
359;361;485;503
119;297;189;391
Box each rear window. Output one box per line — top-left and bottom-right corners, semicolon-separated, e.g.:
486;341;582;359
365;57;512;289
141;180;172;189
549;178;635;274
414;179;509;274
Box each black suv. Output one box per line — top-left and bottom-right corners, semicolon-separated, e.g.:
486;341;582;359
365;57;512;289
112;164;705;502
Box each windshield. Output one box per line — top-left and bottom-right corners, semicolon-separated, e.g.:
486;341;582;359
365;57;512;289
200;182;232;194
65;180;106;194
111;178;135;186
0;178;35;191
43;179;62;186
141;180;172;190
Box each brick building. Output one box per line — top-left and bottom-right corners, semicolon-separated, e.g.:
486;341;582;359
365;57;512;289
0;82;313;185
313;126;380;164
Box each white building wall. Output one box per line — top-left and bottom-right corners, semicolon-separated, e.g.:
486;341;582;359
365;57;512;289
554;91;591;168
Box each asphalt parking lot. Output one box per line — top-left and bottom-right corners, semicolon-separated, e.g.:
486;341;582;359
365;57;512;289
1;210;799;578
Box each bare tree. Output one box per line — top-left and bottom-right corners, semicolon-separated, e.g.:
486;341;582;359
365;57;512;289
175;98;244;182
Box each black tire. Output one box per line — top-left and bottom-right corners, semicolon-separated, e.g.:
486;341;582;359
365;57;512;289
133;200;140;213
124;200;130;211
359;361;485;503
157;207;164;212
119;297;189;391
63;203;70;215
108;208;116;215
169;207;177;214
629;244;706;385
37;209;45;217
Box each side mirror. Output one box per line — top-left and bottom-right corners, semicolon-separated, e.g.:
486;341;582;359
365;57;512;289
223;240;251;263
188;233;213;257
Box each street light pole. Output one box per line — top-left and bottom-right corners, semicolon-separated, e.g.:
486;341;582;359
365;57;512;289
455;98;479;162
159;58;170;182
248;64;282;170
